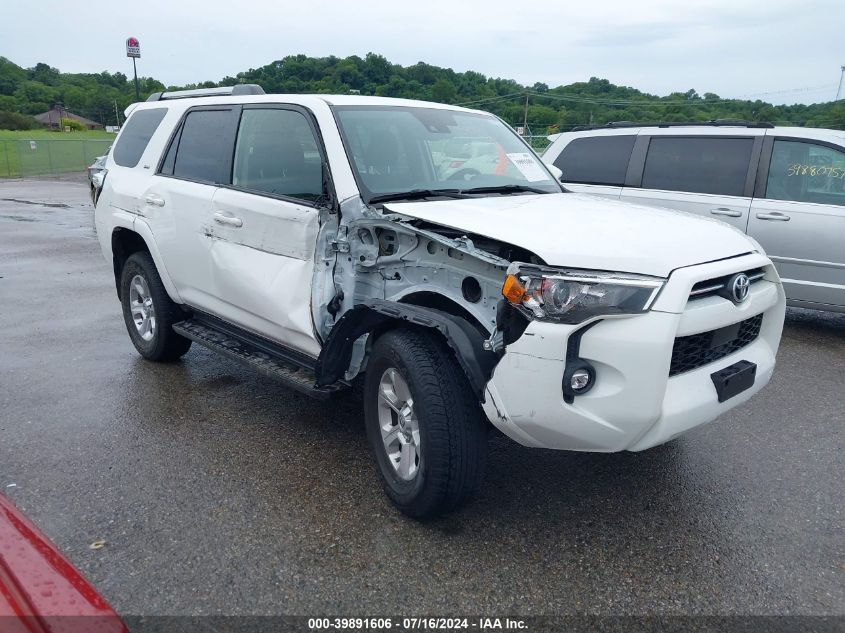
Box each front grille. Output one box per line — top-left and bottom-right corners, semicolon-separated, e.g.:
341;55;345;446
669;314;763;376
688;267;766;302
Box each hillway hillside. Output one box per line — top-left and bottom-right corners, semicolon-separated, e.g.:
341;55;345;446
1;53;843;134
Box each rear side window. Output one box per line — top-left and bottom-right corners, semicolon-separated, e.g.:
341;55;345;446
765;140;845;207
553;135;635;186
232;108;324;201
167;109;239;184
641;137;753;196
112;108;167;168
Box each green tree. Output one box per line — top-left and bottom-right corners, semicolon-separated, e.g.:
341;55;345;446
431;79;457;103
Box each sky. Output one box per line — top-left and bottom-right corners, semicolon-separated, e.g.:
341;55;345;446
2;0;843;105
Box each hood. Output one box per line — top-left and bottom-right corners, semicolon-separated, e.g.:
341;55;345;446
383;193;755;277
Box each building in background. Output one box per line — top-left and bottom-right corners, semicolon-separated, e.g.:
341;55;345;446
34;104;103;130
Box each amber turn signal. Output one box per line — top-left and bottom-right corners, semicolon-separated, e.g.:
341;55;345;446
502;274;526;304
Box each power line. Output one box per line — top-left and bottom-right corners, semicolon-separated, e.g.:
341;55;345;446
737;83;839;99
454;92;524;107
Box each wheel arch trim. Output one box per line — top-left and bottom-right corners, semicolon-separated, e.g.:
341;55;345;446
112;219;183;304
315;299;500;401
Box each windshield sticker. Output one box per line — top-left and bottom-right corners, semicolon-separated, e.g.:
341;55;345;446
506;152;548;182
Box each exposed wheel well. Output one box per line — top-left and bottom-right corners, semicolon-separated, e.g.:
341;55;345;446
315;299;500;400
398;292;490;337
111;228;149;299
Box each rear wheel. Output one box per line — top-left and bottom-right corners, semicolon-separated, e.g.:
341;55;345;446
120;252;192;361
364;328;487;518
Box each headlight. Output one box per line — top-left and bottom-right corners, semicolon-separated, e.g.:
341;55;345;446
502;262;665;324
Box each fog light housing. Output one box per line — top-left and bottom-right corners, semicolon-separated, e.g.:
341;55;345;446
562;361;596;403
570;368;592;391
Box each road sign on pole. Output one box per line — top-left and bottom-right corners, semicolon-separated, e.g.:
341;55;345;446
126;37;141;101
126;37;141;58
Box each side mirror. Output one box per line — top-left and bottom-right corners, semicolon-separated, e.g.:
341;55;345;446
91;170;107;189
546;164;563;181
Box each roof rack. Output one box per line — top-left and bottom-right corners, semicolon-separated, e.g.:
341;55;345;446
145;84;265;102
570;119;774;132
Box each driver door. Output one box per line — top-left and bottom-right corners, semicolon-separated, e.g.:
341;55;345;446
204;105;329;357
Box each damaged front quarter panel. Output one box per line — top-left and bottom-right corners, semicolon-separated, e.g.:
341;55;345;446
312;195;535;396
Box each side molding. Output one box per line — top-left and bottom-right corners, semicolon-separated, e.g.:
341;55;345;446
315;299;500;400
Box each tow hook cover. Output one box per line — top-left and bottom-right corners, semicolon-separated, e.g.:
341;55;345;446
711;360;757;403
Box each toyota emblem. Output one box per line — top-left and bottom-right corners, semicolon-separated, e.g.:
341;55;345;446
730;273;750;304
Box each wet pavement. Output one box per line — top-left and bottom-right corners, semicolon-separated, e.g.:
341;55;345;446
0;179;843;616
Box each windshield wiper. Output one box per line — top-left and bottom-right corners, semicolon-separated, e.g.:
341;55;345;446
459;184;551;196
368;189;470;204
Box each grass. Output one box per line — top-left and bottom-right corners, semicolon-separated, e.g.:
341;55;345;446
0;129;116;140
0;129;116;178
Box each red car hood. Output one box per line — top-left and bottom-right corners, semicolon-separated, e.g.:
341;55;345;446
0;494;128;633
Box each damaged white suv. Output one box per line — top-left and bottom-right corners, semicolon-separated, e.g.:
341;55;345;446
94;85;786;518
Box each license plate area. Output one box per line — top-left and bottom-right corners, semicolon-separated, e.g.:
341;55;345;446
710;360;757;403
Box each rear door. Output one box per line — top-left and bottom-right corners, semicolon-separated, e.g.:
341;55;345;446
748;137;845;310
205;105;329;357
104;107;169;217
546;133;636;200
142;105;241;310
620;133;763;231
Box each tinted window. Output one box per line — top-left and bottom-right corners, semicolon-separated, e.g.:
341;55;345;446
553;135;635;186
765;140;845;207
158;125;181;176
232;109;324;201
112;108;166;168
171;109;237;184
641;137;754;196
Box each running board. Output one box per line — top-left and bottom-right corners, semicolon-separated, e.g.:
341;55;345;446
172;319;345;400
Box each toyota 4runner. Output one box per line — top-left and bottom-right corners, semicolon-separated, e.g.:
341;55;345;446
94;85;786;518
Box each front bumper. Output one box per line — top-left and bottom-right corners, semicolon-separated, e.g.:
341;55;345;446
482;253;786;452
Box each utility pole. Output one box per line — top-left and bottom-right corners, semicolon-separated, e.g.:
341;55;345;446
837;66;845;101
114;100;121;128
522;93;529;137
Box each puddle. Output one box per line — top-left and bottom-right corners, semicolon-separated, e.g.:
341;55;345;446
0;198;70;209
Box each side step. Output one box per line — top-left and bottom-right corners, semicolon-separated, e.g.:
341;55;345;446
172;318;346;400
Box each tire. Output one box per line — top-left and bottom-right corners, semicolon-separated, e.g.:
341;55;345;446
364;327;487;519
120;252;192;361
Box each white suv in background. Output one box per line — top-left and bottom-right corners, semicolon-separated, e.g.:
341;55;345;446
94;88;785;518
542;122;845;313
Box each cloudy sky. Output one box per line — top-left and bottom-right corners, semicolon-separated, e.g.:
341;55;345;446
2;0;843;104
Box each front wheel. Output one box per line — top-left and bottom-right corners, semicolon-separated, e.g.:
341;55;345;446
120;252;192;361
364;328;487;519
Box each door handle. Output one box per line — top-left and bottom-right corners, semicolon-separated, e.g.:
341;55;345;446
710;208;742;218
755;212;790;222
144;194;165;207
213;212;243;228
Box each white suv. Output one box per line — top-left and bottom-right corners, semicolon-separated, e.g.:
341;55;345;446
543;122;845;313
94;87;786;518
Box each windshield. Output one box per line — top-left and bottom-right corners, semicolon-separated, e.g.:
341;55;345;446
332;105;561;202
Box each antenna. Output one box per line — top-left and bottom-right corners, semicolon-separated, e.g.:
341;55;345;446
838;66;845;101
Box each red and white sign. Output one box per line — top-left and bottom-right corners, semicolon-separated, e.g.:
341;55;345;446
126;37;141;58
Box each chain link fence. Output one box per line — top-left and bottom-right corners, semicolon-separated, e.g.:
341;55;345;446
0;139;113;178
524;135;552;153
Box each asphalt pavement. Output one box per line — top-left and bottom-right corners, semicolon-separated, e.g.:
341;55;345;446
0;179;842;617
